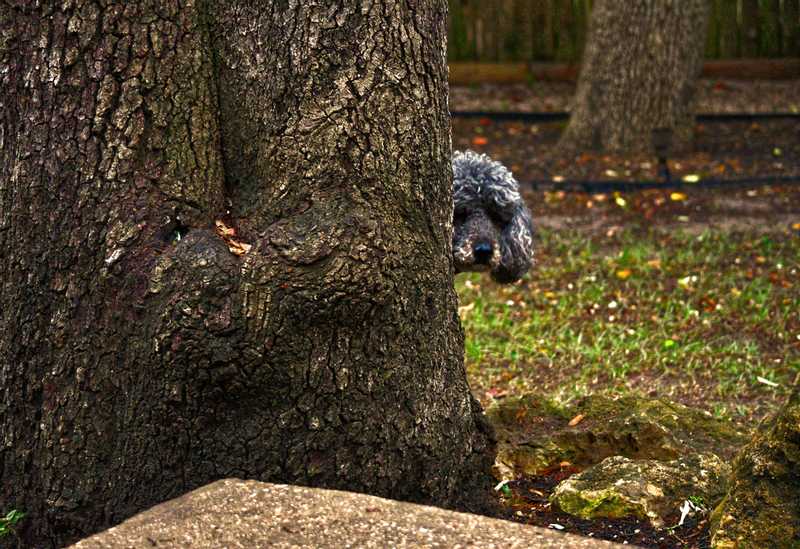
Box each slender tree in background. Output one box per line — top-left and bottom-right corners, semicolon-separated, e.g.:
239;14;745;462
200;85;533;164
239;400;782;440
559;0;711;154
0;1;495;546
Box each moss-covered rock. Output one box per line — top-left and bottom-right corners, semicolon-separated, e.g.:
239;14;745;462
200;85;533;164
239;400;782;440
550;454;729;527
487;393;747;479
709;389;800;548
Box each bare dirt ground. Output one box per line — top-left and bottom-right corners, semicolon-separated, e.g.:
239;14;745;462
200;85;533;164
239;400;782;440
451;78;800;114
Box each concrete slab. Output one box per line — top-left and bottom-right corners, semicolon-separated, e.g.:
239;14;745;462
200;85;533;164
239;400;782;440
71;479;622;548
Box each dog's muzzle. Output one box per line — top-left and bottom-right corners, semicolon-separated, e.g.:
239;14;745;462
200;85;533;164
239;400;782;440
473;242;493;265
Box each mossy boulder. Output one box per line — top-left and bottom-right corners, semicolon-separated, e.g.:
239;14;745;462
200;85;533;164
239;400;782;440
709;389;800;548
486;393;747;479
551;454;729;527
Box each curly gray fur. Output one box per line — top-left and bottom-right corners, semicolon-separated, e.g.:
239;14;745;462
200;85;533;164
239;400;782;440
452;150;534;283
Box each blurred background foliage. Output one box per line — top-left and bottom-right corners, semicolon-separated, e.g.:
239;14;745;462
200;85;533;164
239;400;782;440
448;0;800;62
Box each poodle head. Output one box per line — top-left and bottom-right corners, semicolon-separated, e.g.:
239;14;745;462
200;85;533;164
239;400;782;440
451;150;534;284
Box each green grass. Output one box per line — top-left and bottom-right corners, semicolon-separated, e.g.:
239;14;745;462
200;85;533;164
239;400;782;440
0;509;25;539
458;228;800;424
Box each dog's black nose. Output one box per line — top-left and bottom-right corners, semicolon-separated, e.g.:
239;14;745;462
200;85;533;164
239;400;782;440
473;242;493;264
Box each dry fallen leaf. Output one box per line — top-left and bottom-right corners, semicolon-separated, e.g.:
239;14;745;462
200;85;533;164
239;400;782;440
568;414;584;426
616;269;632;280
756;376;779;388
471;136;489;146
458;302;475;318
227;241;252;256
215;219;236;237
486;388;509;400
216;219;252;256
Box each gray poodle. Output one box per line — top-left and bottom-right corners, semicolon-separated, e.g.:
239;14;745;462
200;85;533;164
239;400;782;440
452;150;534;283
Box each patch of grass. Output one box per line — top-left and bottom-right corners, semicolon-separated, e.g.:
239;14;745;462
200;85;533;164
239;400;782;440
458;227;800;424
0;509;25;539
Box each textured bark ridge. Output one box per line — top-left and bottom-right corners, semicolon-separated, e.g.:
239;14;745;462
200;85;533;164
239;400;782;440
0;1;494;546
559;0;710;154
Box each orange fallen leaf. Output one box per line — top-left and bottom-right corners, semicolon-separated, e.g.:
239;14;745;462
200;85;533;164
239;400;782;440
568;414;584;426
616;269;632;280
472;136;489;146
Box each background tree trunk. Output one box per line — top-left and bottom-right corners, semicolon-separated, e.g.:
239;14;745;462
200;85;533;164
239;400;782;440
559;0;711;154
0;1;494;547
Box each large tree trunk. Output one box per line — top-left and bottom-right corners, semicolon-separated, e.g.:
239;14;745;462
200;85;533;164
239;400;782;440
559;0;711;154
0;1;495;547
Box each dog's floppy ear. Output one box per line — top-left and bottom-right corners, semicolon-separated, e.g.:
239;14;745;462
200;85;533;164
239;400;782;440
493;203;534;283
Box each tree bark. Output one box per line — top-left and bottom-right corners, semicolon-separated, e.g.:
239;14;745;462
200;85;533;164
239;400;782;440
0;1;495;547
559;0;711;155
